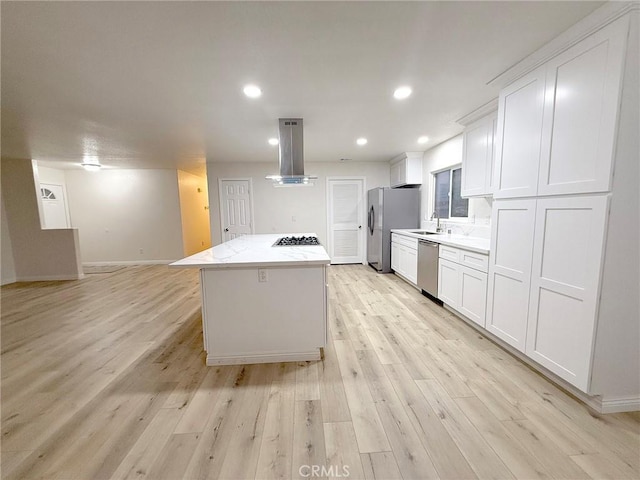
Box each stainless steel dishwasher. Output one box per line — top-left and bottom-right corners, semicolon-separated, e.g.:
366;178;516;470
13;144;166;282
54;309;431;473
417;239;439;299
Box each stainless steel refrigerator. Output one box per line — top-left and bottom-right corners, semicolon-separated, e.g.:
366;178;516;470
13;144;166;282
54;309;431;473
367;187;420;273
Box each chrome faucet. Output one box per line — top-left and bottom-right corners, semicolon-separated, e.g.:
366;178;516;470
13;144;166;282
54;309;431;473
431;211;443;233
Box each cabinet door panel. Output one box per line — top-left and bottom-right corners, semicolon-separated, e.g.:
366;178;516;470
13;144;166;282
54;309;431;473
538;18;628;196
486;115;498;194
461;119;490;197
486;199;536;352
405;247;418;285
494;68;546;198
489;273;530;346
526;195;609;392
391;242;400;272
459;266;488;327
438;259;460;308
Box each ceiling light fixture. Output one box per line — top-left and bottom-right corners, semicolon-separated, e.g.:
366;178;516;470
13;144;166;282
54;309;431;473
356;138;368;146
393;86;412;100
268;138;279;146
418;136;429;144
243;84;262;98
80;162;102;172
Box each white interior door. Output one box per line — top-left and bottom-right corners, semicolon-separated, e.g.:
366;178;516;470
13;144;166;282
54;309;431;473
327;178;364;264
219;179;253;242
40;183;70;229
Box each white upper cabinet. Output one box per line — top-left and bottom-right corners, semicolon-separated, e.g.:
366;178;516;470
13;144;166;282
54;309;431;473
493;67;546;199
487;115;498;194
461;112;497;197
525;195;609;391
538;20;628;196
390;152;423;187
494;17;628;199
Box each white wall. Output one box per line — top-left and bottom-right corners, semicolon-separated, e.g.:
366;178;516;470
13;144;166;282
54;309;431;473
420;134;492;238
1;192;17;285
177;170;211;256
206;161;390;246
64;169;184;264
1;159;83;281
37;164;68;186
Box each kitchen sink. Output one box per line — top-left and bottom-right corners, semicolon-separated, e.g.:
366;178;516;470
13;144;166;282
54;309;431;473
411;230;437;235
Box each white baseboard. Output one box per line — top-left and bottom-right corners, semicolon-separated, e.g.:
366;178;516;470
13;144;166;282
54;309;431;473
597;395;640;414
206;350;321;366
82;260;177;267
16;273;84;282
1;275;17;286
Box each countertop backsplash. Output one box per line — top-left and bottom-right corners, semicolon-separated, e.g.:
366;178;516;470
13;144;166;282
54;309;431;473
420;219;491;240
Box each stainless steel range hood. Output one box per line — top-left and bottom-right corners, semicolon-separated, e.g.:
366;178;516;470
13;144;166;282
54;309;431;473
266;118;317;185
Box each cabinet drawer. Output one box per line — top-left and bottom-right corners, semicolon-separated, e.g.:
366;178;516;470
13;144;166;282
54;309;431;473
392;234;418;250
439;245;459;262
439;244;488;273
459;250;489;273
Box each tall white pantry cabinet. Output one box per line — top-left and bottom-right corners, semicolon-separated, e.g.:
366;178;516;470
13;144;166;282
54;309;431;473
487;7;639;411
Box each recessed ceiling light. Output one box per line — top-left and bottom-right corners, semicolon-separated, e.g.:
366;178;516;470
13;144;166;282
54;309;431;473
418;136;429;144
393;86;412;100
80;162;102;172
268;138;279;146
356;138;368;146
243;84;262;98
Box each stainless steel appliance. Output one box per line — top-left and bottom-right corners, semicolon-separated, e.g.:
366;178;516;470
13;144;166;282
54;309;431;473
265;118;317;185
367;187;420;273
273;236;320;246
418;239;439;298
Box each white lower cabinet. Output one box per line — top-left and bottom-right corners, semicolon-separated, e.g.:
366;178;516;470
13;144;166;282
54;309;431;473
400;246;418;285
391;241;400;272
525;195;609;391
438;259;460;307
459;266;488;327
438;247;488;327
486;199;536;352
391;233;418;286
488;195;609;392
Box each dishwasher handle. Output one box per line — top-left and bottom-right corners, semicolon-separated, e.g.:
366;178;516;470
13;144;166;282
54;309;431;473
419;240;438;247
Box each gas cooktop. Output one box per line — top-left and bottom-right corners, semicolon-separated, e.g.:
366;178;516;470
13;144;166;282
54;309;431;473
273;236;320;247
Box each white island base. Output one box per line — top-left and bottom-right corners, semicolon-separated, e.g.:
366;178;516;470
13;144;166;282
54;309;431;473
200;265;327;365
170;234;329;366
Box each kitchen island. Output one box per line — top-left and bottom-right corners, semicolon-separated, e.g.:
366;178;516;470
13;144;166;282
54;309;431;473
170;234;329;365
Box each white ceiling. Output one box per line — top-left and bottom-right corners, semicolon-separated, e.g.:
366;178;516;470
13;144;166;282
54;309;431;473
1;1;604;174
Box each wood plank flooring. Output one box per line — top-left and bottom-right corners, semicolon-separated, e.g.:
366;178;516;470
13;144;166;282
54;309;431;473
2;264;639;479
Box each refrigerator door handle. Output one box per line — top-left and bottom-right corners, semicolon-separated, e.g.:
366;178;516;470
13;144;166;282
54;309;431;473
369;206;375;235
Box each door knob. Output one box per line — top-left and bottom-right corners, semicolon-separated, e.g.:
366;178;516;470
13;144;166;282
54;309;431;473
224;228;229;232
359;225;362;229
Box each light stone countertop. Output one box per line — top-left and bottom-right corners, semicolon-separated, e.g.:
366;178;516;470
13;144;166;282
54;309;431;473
391;229;491;254
169;233;331;269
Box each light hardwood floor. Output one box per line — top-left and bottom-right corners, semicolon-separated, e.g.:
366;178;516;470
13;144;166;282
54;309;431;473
2;264;639;479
